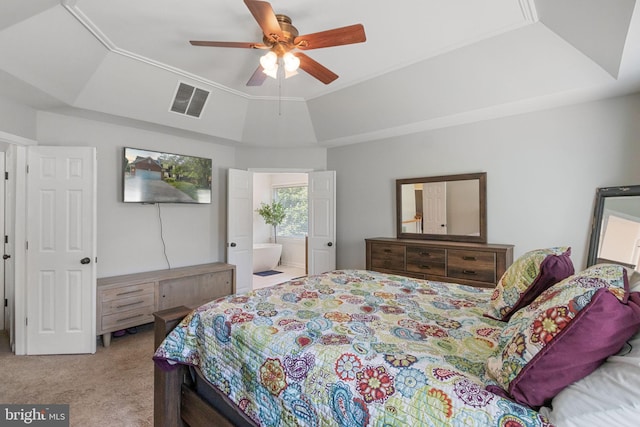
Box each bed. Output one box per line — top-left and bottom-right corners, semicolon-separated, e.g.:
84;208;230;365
153;257;640;427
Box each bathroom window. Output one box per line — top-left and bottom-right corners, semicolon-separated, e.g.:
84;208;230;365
274;185;308;238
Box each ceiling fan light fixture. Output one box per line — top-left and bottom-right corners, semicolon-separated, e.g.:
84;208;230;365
260;51;278;70
260;51;279;79
189;1;366;86
263;64;279;79
283;52;300;72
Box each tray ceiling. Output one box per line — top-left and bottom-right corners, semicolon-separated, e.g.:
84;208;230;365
0;0;638;147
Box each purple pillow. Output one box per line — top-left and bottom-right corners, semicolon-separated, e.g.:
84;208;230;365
486;264;640;408
485;247;574;321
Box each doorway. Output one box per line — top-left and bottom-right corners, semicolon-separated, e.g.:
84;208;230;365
227;169;335;294
252;172;307;289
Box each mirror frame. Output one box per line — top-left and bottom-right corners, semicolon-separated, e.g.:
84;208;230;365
587;184;640;267
396;172;487;243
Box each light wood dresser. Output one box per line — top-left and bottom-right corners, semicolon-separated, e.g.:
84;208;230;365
365;238;513;288
97;262;235;347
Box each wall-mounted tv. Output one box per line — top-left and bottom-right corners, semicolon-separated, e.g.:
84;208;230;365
123;147;212;204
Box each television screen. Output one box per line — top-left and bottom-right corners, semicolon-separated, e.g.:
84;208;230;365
123;147;212;204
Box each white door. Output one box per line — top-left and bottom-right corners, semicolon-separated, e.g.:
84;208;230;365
0;152;4;330
227;169;253;294
423;182;447;234
26;146;97;355
307;171;336;275
6;144;23;353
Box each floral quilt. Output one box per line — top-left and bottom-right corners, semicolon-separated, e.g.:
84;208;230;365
154;270;551;427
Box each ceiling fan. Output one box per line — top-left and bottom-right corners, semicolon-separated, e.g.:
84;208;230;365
189;0;366;86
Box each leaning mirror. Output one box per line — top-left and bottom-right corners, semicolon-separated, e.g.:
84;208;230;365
396;172;487;243
587;184;640;269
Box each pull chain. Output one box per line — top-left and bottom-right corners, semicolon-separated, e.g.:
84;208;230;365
278;59;283;116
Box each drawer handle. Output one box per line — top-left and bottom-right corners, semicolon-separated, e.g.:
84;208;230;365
462;270;477;275
420;265;431;269
462;256;477;261
420;252;430;257
117;313;145;323
116;300;144;309
116;289;144;297
383;249;392;253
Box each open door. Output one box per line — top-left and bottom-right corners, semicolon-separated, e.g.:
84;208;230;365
227;169;253;294
228;169;336;288
0;152;4;332
5;144;24;354
307;171;336;275
26;146;97;355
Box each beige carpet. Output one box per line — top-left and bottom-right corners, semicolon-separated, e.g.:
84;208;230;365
0;324;154;426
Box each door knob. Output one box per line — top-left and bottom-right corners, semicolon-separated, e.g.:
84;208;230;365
80;257;91;264
2;254;10;260
229;242;237;247
327;242;333;247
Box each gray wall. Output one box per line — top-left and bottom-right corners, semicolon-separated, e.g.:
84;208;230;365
36;111;235;277
4;91;640;279
0;96;37;141
327;92;640;271
235;146;327;171
32;111;327;278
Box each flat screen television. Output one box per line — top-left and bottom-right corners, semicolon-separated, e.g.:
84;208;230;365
123;147;212;204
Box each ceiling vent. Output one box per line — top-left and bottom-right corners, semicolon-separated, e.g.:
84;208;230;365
170;82;209;118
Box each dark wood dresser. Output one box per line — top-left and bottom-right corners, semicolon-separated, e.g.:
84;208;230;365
365;238;513;288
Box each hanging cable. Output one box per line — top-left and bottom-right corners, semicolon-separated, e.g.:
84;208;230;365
157;203;171;269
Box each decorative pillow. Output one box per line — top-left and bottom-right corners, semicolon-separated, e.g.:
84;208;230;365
485;247;574;321
486;264;640;409
539;328;640;427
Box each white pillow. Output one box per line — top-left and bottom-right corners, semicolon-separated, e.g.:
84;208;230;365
540;324;640;427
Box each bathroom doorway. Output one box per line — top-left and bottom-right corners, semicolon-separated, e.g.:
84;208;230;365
252;172;308;289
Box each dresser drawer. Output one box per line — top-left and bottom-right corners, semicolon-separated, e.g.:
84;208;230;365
101;291;155;316
100;282;155;302
102;307;155;332
406;246;445;275
370;243;405;270
447;249;496;284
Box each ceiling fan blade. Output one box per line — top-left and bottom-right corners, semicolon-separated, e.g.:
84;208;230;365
295;24;366;50
190;41;267;49
246;66;267;86
296;53;338;85
243;0;283;42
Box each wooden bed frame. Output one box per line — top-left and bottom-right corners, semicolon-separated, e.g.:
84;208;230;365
153;306;257;427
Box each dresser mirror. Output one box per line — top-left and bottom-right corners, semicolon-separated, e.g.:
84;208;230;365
587;184;640;270
396;172;487;243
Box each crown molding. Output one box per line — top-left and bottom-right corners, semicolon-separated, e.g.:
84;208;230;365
519;0;539;23
60;1;305;103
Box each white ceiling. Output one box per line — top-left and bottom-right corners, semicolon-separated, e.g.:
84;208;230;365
0;0;639;147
